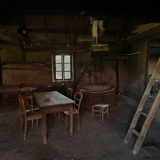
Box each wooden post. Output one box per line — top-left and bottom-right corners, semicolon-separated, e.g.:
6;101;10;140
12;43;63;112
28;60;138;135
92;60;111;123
0;51;2;101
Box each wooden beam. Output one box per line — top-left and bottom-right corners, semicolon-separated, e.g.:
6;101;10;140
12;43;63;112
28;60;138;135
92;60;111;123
43;14;50;42
127;24;160;43
0;43;22;50
24;44;54;52
90;44;111;51
40;0;50;43
0;28;21;45
117;6;131;41
89;44;127;52
17;13;29;40
27;28;70;34
11;0;30;40
71;16;74;45
1;68;52;70
27;28;91;35
104;56;128;60
52;45;88;53
0;61;50;65
0;51;2;85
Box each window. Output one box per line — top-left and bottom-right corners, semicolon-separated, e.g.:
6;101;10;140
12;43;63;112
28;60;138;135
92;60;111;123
52;53;73;81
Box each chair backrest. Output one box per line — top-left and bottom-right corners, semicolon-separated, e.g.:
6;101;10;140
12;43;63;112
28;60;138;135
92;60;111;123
74;92;83;111
67;88;73;99
18;95;27;118
22;95;33;112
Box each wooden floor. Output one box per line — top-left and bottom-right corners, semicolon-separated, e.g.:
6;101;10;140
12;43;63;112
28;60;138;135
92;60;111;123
0;102;160;160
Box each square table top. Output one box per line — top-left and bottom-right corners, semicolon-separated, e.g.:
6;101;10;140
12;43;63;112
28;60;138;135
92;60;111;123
33;91;75;108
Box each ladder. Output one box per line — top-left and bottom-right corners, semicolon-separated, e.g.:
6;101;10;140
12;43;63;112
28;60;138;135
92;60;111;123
124;58;160;155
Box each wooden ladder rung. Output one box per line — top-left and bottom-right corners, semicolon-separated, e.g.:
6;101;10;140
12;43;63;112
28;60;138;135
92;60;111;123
132;129;140;136
139;111;148;117
124;58;160;155
146;95;155;99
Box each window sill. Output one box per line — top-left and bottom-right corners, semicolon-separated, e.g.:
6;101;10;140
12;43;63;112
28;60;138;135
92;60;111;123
52;79;74;82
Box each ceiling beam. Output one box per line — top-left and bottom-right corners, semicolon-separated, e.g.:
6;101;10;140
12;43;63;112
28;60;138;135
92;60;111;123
27;28;128;36
27;28;92;35
128;24;160;43
0;28;21;45
16;13;29;40
117;5;131;41
0;43;21;50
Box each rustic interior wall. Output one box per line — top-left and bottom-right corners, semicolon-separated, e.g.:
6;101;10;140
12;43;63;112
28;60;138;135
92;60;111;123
147;46;160;123
75;51;117;91
1;48;117;93
148;48;160;77
1;50;74;90
119;39;147;101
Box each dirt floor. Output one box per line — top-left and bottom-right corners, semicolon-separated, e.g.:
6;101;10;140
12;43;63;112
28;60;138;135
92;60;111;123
0;100;160;160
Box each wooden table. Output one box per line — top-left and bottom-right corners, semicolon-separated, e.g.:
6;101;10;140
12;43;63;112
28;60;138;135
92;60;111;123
0;85;36;104
33;91;75;144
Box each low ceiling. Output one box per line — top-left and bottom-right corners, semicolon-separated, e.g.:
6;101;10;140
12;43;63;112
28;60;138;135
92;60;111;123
0;0;160;47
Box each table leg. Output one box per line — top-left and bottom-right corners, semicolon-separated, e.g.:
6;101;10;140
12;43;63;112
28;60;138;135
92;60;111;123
69;105;73;136
42;111;47;144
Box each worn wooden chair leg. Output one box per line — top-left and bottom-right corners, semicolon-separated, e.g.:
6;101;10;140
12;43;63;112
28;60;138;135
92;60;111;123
102;107;104;121
32;120;34;127
24;120;27;140
60;113;63;125
42;120;43;135
20;117;23;133
65;115;68;134
58;112;61;120
92;105;94;119
36;119;38;129
107;107;110;118
78;113;80;129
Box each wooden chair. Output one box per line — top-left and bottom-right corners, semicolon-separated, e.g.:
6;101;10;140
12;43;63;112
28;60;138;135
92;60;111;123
62;92;83;134
21;95;40;129
18;95;42;140
58;88;73;120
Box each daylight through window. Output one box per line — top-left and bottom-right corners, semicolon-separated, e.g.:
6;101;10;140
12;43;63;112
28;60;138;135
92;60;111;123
53;54;72;81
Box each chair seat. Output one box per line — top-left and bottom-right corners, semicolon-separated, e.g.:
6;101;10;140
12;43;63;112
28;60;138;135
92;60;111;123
27;112;42;119
64;109;78;115
92;103;110;121
93;104;109;108
25;105;40;111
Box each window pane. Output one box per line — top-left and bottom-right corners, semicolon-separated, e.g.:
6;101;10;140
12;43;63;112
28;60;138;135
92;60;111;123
55;55;61;63
64;72;71;79
64;55;70;63
56;64;62;71
56;72;62;79
64;64;70;71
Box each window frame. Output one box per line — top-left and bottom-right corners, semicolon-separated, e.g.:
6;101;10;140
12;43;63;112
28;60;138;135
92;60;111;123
52;53;74;82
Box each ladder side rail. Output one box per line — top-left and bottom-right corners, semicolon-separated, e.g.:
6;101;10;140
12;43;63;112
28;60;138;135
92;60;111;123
124;58;160;144
132;89;160;155
124;80;155;144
